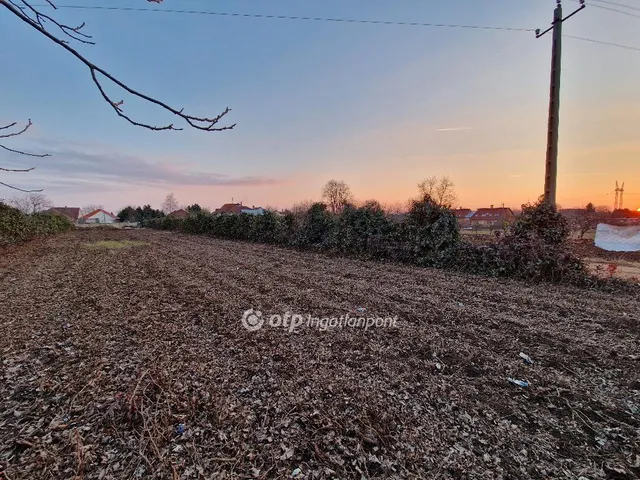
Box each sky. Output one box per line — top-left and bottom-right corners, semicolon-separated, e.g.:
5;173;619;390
1;0;639;212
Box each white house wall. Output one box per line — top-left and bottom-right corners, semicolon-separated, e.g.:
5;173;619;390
86;211;117;224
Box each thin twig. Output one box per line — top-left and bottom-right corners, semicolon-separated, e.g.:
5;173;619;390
0;119;32;139
0;145;50;157
0;181;43;192
8;0;94;43
0;121;18;131
0;0;235;132
0;167;35;172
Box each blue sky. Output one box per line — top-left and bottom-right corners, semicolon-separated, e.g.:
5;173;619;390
1;0;639;211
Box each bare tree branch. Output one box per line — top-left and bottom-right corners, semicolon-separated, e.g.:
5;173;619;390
0;181;43;193
0;122;19;131
0;120;51;157
0;119;33;139
6;0;94;44
0;0;235;132
0;144;50;157
0;167;35;172
0;120;46;191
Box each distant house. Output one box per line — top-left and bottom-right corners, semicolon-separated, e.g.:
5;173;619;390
470;207;516;228
44;207;81;222
241;207;265;216
79;209;118;224
215;203;264;215
560;208;587;222
453;208;475;228
168;209;189;219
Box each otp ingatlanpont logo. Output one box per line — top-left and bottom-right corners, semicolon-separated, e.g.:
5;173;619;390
241;309;264;331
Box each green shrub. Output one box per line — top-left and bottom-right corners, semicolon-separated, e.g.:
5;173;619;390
250;210;282;243
296;203;336;248
142;198;602;287
510;200;570;245
182;211;215;235
333;201;393;255
456;200;587;283
401;195;460;266
0;203;73;247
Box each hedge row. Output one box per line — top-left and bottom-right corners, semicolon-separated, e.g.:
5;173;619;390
145;197;594;285
0;203;74;247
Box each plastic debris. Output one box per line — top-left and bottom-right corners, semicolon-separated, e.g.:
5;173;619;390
172;444;184;454
519;352;534;365
507;378;529;388
291;467;302;477
435;362;443;371
176;423;186;435
355;307;366;313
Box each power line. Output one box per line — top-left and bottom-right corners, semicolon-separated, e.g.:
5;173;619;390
30;3;640;52
31;4;534;31
589;0;640;12
568;0;640;18
589;3;640;18
564;34;640;51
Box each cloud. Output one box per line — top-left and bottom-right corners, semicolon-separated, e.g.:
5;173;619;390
436;127;474;132
508;174;523;178
2;141;284;193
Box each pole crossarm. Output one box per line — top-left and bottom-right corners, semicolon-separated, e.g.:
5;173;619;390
536;1;586;38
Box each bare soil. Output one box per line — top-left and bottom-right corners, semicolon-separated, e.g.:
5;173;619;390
1;229;639;479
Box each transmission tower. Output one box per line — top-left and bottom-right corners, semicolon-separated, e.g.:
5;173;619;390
614;181;626;211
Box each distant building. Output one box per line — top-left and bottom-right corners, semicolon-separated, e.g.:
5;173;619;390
44;207;81;222
215;203;264;215
241;207;265;216
168;209;189;219
609;209;640;226
79;209;118;224
470;207;516;228
453;208;475;228
560;208;587;220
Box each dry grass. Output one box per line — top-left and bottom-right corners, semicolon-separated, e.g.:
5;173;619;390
1;229;639;479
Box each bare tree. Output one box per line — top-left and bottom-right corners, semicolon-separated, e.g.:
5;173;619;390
288;200;314;219
321;180;353;214
162;193;179;214
1;119;49;192
10;192;52;214
80;204;104;216
571;203;598;239
0;0;234;132
417;176;457;208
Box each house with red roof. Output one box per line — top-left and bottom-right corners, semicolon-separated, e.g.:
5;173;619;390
470;207;516;228
168;209;189;219
214;203;264;216
44;207;81;222
453;208;475;228
79;209;119;224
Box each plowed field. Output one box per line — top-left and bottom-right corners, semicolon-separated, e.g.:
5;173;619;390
1;229;639;479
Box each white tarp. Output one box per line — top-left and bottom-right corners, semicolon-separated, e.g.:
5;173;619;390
594;223;640;252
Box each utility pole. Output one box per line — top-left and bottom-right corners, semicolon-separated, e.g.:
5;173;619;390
536;0;585;207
